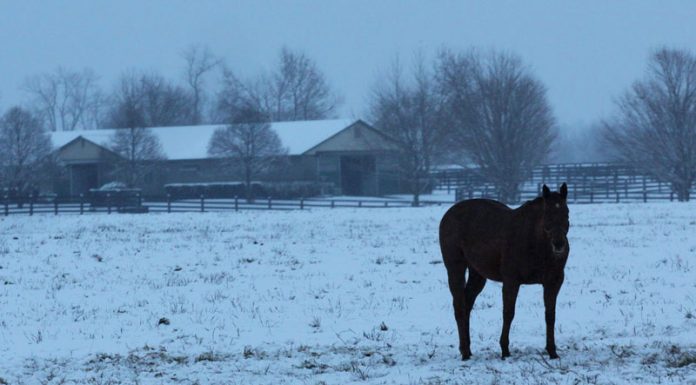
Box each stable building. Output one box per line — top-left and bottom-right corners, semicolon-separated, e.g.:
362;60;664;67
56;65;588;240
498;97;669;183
49;119;406;197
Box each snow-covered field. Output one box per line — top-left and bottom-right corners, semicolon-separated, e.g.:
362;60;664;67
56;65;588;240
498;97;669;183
0;203;694;384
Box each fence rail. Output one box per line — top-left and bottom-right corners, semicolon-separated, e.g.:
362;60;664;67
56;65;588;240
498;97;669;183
0;194;450;216
435;162;693;202
455;184;680;204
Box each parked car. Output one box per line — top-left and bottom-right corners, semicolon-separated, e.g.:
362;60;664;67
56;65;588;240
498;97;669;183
89;182;148;213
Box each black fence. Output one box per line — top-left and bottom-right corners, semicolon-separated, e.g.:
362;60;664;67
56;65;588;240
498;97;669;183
435;162;693;203
0;194;450;216
454;182;681;204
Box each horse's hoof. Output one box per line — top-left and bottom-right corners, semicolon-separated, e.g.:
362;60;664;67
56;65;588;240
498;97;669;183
501;352;511;360
547;347;559;359
461;354;471;361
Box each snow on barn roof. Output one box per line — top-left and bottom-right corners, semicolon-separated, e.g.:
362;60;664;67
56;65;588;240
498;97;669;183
51;119;357;160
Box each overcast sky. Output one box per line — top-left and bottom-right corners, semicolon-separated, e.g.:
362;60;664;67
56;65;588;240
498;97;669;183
1;1;696;131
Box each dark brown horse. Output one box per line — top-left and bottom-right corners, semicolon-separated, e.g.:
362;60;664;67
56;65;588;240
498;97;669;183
439;183;570;360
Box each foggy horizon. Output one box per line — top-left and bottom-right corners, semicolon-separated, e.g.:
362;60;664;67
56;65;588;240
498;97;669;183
2;1;696;133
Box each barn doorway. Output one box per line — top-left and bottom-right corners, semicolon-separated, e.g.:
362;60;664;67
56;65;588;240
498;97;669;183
70;164;99;195
340;155;376;196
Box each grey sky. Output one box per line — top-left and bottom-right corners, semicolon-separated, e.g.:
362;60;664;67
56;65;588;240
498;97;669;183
1;1;695;131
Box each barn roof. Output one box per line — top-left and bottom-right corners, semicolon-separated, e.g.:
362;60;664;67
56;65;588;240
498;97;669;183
50;119;357;160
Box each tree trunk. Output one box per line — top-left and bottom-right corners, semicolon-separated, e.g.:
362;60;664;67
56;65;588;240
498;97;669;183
412;174;421;207
245;164;253;203
673;179;692;202
497;182;519;204
680;185;690;202
412;192;420;207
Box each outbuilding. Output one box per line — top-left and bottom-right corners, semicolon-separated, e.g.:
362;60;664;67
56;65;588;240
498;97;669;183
49;119;405;197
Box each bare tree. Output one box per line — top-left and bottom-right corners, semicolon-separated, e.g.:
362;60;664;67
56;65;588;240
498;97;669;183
369;55;447;206
107;71;193;128
0;107;53;193
603;48;696;201
213;66;279;124
215;48;341;123
213;68;252;123
269;47;341;121
182;44;221;125
437;50;556;203
24;67;103;131
107;85;166;187
208;106;286;201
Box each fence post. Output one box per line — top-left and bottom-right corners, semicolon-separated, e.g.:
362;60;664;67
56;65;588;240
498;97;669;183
107;193;111;214
573;185;577;202
54;198;58;215
384;201;388;207
616;192;620;203
234;196;238;212
670;191;674;202
590;191;593;204
200;194;205;212
642;177;646;199
331;200;335;208
167;194;172;213
3;196;8;216
137;192;142;207
358;201;362;208
29;195;34;216
624;179;628;198
643;191;647;203
268;196;272;209
300;197;304;210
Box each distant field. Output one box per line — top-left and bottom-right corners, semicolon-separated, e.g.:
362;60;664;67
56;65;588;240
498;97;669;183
0;203;694;384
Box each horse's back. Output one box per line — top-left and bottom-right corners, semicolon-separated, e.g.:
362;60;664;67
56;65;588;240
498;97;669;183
440;199;512;231
439;199;511;281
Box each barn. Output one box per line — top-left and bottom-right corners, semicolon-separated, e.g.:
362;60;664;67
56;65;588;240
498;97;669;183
48;119;406;197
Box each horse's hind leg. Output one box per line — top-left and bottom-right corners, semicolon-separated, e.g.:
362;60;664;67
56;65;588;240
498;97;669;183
464;269;486;313
463;269;486;356
442;245;470;360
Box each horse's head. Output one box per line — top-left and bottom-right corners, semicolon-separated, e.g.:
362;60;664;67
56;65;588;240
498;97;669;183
541;183;569;258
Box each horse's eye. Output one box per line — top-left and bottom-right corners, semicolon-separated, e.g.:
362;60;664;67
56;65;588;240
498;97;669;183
555;203;560;208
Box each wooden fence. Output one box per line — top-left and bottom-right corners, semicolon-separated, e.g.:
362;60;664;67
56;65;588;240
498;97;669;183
0;194;448;216
454;182;680;204
435;162;692;203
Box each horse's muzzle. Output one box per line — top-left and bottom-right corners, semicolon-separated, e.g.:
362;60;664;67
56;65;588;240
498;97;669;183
551;240;567;256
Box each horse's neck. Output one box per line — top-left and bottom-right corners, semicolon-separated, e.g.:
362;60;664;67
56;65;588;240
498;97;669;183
512;200;545;238
515;198;543;221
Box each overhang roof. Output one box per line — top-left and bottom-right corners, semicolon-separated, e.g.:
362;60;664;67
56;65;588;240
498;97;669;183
51;119;358;160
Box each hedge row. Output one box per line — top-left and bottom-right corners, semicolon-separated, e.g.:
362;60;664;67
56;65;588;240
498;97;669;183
163;181;335;199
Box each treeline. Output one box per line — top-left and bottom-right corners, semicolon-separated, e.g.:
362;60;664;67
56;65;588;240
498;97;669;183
368;47;696;202
1;45;695;202
9;45;339;132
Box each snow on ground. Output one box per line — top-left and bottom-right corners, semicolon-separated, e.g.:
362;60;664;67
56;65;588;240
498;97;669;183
0;203;694;384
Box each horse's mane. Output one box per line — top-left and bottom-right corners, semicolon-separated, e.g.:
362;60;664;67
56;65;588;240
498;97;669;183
517;196;543;211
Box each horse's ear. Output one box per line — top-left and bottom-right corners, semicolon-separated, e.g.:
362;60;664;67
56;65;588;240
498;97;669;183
542;184;551;198
560;183;568;200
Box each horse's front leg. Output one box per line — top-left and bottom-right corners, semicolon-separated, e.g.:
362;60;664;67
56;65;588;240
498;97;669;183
543;277;564;359
499;282;519;359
